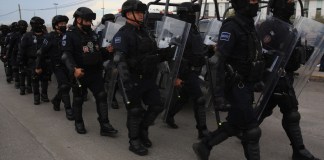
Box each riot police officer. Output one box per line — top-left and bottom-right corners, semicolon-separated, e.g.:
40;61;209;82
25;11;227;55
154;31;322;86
112;0;173;156
0;24;11;82
35;15;74;120
18;16;49;105
3;22;18;84
164;2;210;139
258;0;319;159
7;20;28;91
99;13;120;109
193;0;264;159
61;7;118;136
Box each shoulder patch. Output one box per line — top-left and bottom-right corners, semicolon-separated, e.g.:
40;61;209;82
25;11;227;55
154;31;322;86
62;35;67;46
43;39;48;45
115;37;121;44
220;32;231;41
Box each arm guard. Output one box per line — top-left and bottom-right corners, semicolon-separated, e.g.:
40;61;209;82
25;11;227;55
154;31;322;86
61;51;77;75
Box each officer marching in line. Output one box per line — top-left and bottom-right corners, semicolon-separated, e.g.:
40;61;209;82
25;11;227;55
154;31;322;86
98;13;120;109
164;2;214;139
18;17;50;105
2;22;18;85
35;15;74;121
257;0;319;159
0;24;11;81
61;7;118;136
193;0;265;159
112;0;175;156
6;21;28;89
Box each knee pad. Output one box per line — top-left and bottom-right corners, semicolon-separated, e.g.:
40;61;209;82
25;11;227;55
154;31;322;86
195;96;206;106
242;127;261;142
283;111;301;123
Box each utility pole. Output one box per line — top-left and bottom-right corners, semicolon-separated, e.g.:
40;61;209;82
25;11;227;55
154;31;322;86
101;0;105;17
54;3;58;15
18;4;22;20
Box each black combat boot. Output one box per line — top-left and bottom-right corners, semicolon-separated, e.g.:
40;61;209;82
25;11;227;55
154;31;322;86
282;112;319;160
192;142;211;160
198;128;210;139
61;94;74;120
98;118;118;136
165;116;179;129
41;93;50;102
75;121;86;134
20;86;26;95
51;94;61;111
193;123;232;160
139;128;152;148
129;139;148;156
34;94;40;105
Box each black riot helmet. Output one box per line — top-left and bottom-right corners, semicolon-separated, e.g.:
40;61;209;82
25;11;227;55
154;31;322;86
121;0;148;17
17;20;28;33
101;14;115;24
177;2;201;24
10;22;19;32
73;7;96;20
269;0;295;20
30;16;45;26
18;20;28;28
230;0;260;17
30;16;45;33
0;24;10;35
52;15;69;29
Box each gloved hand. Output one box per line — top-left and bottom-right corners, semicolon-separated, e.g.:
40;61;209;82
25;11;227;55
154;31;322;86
158;46;176;61
214;96;231;111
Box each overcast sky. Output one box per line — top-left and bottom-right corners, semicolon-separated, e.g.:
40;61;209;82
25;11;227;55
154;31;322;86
0;0;190;26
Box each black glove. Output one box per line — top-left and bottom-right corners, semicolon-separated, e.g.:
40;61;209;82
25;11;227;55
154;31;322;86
158;46;176;61
214;96;231;111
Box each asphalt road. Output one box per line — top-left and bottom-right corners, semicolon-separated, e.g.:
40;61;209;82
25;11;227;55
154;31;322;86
0;66;323;160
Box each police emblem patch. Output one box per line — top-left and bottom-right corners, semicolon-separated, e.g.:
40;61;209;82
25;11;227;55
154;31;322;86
115;37;121;44
220;32;231;41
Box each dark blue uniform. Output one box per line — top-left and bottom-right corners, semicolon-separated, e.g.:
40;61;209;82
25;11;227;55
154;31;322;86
257;13;320;160
61;25;117;135
36;31;73;118
7;31;26;89
194;14;264;160
112;22;170;150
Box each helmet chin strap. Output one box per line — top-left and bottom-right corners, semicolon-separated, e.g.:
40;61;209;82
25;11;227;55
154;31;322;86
126;11;144;26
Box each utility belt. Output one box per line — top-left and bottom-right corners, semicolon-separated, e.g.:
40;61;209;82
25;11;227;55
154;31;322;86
226;60;265;86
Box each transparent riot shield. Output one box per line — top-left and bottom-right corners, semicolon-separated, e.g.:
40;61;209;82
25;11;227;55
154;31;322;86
101;22;122;48
95;24;105;34
293;16;324;97
203;19;222;45
156;16;191;121
254;16;300;121
155;20;170;89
